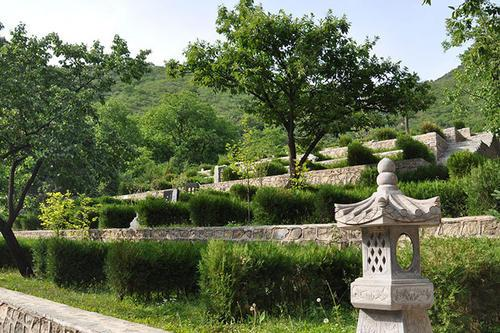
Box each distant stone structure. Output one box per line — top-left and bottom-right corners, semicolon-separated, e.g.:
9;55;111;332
336;158;438;332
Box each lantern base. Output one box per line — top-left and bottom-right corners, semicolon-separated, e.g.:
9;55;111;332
357;308;432;333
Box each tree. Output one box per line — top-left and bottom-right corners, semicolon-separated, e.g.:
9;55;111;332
0;23;149;276
140;91;238;165
169;0;423;180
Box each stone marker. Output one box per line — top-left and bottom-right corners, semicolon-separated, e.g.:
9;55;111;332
130;212;140;230
335;158;440;333
214;165;227;183
163;188;179;202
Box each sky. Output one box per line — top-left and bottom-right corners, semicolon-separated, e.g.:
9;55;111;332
1;0;466;81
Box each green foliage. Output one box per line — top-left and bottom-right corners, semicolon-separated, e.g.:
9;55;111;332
453;120;466;129
396;135;435;162
229;184;258;201
347;141;378;166
400;180;467;217
0;238;34;269
420;121;445;138
357;167;379;187
106;241;203;300
43;238;107;288
397;164;449;183
98;204;136;229
265;160;288;176
199;240;361;321
314;185;373;222
253;187;315;225
136;197;190;227
464;159;500;215
368;127;399;141
189;192;247;226
221;166;240;181
13;213;41;230
337;134;353;147
446;151;486;178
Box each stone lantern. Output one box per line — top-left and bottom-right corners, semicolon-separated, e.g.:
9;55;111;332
335;158;440;333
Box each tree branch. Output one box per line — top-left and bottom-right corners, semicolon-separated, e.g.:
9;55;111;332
298;131;325;167
7;159;21;220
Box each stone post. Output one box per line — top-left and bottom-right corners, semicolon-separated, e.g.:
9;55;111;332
335;158;440;333
214;165;227;183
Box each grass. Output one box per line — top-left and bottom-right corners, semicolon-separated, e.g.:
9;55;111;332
0;269;357;333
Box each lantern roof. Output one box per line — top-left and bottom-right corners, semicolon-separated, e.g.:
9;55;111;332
335;158;441;229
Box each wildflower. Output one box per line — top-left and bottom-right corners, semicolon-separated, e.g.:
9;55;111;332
316;297;321;303
323;318;329;324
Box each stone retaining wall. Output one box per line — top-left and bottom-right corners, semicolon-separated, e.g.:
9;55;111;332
15;216;498;246
0;288;167;333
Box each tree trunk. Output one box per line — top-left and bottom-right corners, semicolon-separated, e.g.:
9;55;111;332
286;127;297;180
0;224;34;277
404;116;410;134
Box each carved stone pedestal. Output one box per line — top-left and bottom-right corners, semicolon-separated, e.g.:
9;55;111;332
357;309;432;333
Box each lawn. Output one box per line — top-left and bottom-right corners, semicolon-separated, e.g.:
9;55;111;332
0;269;357;333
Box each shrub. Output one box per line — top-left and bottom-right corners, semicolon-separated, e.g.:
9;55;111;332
453;120;466;129
338;134;353;147
221;166;240;181
396;135;435;162
189;192;247;226
199;240;361;321
0;238;35;270
347;141;378;166
400;180;467;217
13;213;42;230
314;185;372;222
358;167;378;186
253;187;315;225
229;184;258;201
420;121;445;138
305;160;326;170
136;197;190;227
464;159;500;215
98;204;136;229
44;238;107;287
106;241;203;300
447;151;486;178
31;238;49;276
397;164;449;183
369;127;399;141
265;159;288;176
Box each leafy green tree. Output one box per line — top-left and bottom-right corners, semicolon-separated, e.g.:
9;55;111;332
0;23;149;276
140;91;238;165
169;0;423;180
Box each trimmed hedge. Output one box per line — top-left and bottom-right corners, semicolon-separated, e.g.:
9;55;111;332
369;127;399;141
447;151;486;178
397;164;449;183
396;135;435;162
230;184;258;201
253;187;315;225
0;238;35;270
420;121;445;138
222;166;240;181
41;238;108;287
136;197;190;227
347;141;378;166
13;213;42;230
314;185;373;222
464;159;500;215
189;192;247;226
99;204;136;229
106;241;203;300
265;160;288;176
199;240;361;321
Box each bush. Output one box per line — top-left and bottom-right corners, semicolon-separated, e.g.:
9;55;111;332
420;121;445;138
0;238;35;270
189;192;247;226
464;159;500;215
32;238;49;276
400;180;467;217
314;185;373;222
265;160;288;176
358;167;378;186
447;151;486;178
369;127;399;141
397;164;449;183
136;197;190;227
347;141;378;166
338;134;353;147
43;238;107;287
221;166;240;181
253;187;315;225
99;204;136;229
106;241;203;300
13;213;42;230
199;240;361;321
453;120;466;129
396;135;435;163
229;184;258;201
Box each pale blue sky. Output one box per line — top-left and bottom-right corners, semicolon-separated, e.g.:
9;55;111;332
1;0;466;80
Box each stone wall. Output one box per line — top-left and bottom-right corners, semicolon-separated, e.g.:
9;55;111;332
413;132;448;161
201;158;428;191
15;216;498;246
0;288;167;333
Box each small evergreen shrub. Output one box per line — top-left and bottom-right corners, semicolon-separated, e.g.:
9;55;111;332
106;241;204;300
447;151;486;178
253;187;315;225
229;184;258;201
453;120;466;129
98;204;136;229
358;167;379;186
32;238;49;276
420;121;445;138
396;135;435;162
45;238;107;287
314;185;372;222
464;159;500;215
305;161;326;170
189;192;247;226
347;141;378;166
13;213;42;230
397;164;449;183
369;127;399;141
400;180;467;217
136;197;190;227
0;238;35;269
265;160;288;176
338;134;353;147
221;166;240;181
199;240;361;321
